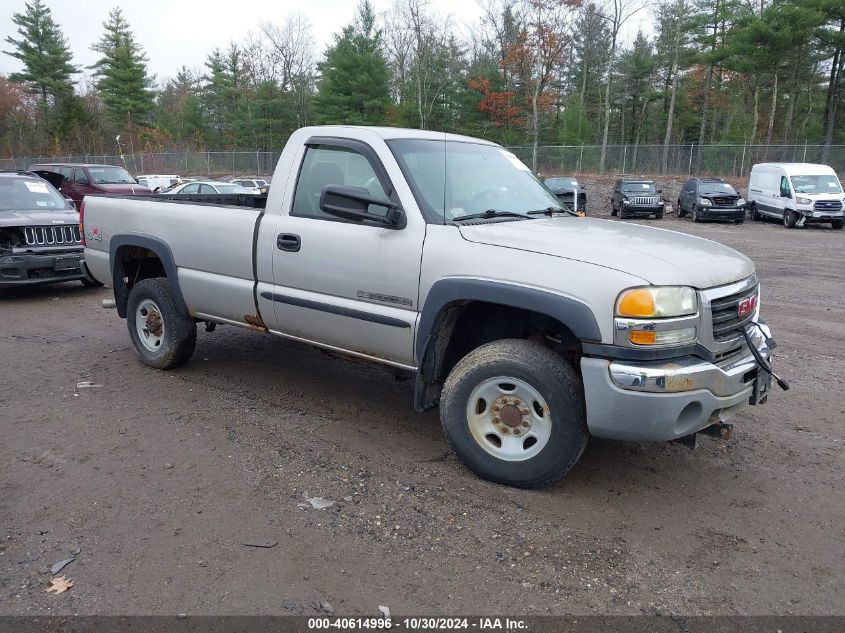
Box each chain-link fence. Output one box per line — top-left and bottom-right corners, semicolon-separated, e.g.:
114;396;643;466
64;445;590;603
2;144;843;178
506;143;845;177
0;151;281;177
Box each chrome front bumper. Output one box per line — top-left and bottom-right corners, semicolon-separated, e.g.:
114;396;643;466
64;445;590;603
581;322;773;442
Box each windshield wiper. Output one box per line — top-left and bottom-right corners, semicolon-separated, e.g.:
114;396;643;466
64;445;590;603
527;206;578;217
451;209;534;222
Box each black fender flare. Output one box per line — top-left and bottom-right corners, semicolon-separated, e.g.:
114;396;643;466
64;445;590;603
413;278;602;412
109;234;187;318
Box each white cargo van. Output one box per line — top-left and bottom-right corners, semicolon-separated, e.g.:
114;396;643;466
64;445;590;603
747;163;844;229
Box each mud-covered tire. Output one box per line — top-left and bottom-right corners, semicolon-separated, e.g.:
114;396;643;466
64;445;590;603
126;277;196;369
440;339;588;489
831;219;844;230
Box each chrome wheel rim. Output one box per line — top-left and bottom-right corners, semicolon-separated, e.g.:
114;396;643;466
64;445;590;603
465;376;552;462
135;299;165;352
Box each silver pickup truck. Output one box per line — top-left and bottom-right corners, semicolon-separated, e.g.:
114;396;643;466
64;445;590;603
83;126;778;488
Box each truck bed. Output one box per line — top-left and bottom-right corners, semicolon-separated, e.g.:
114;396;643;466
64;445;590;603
92;193;267;209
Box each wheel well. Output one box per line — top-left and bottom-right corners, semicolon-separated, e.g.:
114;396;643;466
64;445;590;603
414;300;582;412
113;246;167;317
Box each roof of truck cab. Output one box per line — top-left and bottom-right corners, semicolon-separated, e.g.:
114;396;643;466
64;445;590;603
752;163;837;174
299;125;500;146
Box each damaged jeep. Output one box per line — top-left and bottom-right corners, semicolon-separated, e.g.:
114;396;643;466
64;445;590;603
0;170;95;289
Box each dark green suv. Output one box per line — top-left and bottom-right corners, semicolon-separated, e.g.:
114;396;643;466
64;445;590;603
611;178;664;219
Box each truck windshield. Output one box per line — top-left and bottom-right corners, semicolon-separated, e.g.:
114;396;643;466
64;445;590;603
0;178;72;211
387;139;563;222
87;166;136;184
791;174;842;194
699;183;737;195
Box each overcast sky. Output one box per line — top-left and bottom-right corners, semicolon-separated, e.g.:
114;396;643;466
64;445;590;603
1;0;651;86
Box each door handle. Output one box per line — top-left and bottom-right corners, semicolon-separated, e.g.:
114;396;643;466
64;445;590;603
277;233;301;252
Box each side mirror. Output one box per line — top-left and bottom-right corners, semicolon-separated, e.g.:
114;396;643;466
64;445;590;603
63;195;76;209
319;185;403;227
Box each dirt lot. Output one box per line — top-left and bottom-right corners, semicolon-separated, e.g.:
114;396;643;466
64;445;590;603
1;210;843;617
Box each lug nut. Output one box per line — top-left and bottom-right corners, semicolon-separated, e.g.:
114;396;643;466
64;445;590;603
521;422;529;428
521;408;530;415
492;405;501;412
513;428;521;435
501;428;509;434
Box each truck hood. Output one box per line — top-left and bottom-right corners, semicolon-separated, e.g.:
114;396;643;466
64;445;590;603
0;208;79;228
458;217;755;289
95;183;151;194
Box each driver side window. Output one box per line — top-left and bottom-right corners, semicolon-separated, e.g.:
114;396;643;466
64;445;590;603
292;145;388;221
780;176;791;197
74;168;89;185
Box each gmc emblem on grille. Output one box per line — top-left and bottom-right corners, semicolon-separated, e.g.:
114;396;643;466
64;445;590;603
738;295;757;318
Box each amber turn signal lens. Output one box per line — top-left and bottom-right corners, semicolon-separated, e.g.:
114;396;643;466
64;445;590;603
618;289;655;317
629;331;657;345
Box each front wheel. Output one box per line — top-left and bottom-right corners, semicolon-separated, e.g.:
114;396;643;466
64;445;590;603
440;339;588;489
677;200;685;218
610;201;617;217
832;219;844;230
126;277;196;369
783;209;797;229
80;277;103;288
692;206;700;222
750;203;761;221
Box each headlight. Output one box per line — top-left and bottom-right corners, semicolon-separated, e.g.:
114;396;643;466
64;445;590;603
623;198;629;205
796;196;811;205
737;197;746;206
616;287;697;318
697;197;712;206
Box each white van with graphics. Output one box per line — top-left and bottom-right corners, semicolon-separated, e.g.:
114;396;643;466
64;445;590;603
747;163;844;229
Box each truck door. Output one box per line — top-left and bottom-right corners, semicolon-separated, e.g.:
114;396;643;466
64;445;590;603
65;168;94;206
267;139;423;368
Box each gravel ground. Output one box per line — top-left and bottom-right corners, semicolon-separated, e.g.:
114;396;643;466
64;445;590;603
1;210;843;616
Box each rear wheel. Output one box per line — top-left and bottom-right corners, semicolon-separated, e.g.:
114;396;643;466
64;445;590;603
440;339;588;489
832;219;844;230
126;278;196;369
783;209;797;229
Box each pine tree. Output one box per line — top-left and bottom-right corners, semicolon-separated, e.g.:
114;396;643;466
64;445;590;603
3;0;78;130
314;1;391;125
90;7;155;131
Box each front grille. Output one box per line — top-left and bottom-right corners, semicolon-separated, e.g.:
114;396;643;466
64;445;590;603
23;225;82;246
710;285;758;342
814;200;842;212
631;196;659;205
711;196;738;207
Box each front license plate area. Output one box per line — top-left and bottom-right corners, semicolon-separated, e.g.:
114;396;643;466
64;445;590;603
54;256;81;272
750;369;772;405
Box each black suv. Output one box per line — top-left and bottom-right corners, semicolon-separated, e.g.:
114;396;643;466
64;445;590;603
610;178;664;219
677;177;745;223
0;170;95;289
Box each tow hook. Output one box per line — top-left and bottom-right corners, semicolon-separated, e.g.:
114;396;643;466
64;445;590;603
673;423;733;451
